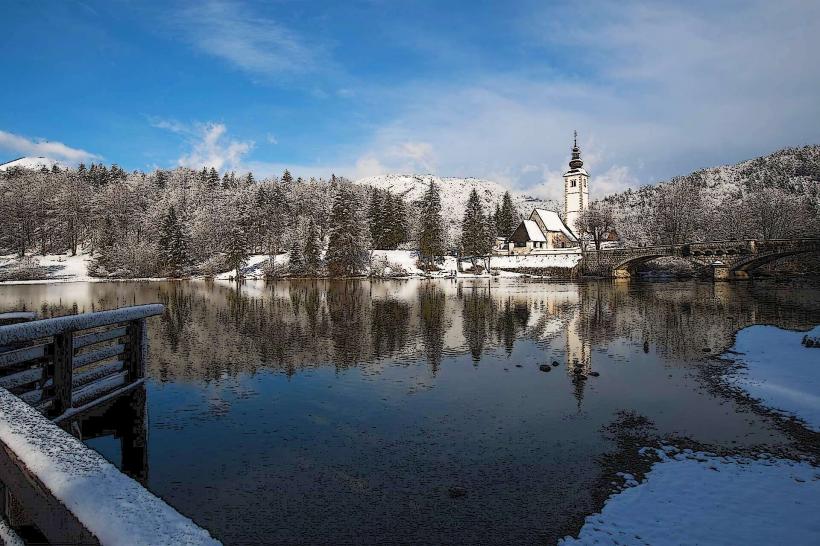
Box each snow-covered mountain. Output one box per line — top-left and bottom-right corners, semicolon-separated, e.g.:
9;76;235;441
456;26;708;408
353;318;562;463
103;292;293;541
355;174;558;239
0;156;65;171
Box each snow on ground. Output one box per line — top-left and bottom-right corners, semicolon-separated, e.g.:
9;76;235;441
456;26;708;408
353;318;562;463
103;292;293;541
214;254;287;280
0;156;65;171
0;249;578;285
491;251;580;270
723;325;820;432
561;446;820;546
0;252;95;284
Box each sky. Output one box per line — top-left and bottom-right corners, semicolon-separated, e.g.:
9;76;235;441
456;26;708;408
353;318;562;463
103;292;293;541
1;0;818;200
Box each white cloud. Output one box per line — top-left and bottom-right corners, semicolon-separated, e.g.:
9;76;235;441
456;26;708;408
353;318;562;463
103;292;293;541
266;133;278;145
336;0;819;198
0;129;100;164
173;0;319;77
152;119;254;171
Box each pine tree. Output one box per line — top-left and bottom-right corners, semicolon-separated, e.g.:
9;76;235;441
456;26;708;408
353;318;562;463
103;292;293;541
245;172;255;186
282;169;293;184
224;222;249;279
496;191;517;238
288;239;303;274
303;218;322;275
418;180;445;269
368;189;384;249
326;183;368;276
155;169;167;190
461;188;489;265
207;167;219;190
158;206;189;277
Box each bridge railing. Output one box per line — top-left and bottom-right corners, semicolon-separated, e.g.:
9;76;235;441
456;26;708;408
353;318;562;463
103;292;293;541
0;304;164;418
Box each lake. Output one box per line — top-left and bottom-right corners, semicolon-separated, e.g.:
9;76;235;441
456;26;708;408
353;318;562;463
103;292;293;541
1;278;818;544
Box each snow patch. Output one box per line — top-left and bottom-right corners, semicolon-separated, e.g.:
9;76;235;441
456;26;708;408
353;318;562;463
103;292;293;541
561;447;820;546
723;325;820;432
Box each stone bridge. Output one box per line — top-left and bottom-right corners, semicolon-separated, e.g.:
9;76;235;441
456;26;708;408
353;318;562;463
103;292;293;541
581;238;820;280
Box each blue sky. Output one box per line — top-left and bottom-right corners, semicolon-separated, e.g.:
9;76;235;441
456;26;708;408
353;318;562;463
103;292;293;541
1;0;818;199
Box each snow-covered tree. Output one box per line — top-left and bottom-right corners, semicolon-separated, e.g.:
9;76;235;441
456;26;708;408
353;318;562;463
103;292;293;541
418;180;445;269
158;205;189;277
461;188;490;264
303;218;322;275
326;182;369;276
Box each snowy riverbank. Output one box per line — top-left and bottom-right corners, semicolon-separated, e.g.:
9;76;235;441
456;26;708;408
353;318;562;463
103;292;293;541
722;324;820;432
1;250;579;284
561;323;820;544
561;446;819;545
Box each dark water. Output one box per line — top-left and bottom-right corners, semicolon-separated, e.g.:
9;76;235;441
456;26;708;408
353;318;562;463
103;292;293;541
1;279;819;544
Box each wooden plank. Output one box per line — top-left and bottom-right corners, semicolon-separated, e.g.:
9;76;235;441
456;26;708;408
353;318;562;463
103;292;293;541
53;379;144;424
0;367;43;390
72;361;124;389
0;443;99;544
0;305;164;346
52;332;73;415
73;326;128;350
0;344;48;369
125;319;146;381
72;371;128;408
19;388;44;405
72;344;125;369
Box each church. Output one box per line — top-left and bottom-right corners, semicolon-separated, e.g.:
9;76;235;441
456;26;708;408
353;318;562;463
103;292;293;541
500;133;589;254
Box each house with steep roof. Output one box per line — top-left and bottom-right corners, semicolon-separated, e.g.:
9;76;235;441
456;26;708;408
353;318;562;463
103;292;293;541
502;209;578;254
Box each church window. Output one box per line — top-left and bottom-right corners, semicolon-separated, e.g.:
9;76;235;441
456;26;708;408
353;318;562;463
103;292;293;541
571;180;577;188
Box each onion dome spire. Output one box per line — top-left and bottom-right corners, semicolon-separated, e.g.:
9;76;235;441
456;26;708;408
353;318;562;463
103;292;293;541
569;130;584;170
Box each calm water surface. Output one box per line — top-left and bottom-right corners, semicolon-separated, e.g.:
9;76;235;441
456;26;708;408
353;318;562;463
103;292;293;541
1;279;819;544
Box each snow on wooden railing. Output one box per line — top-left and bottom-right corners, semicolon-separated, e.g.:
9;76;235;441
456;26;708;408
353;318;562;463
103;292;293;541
0;305;164;416
0;387;220;545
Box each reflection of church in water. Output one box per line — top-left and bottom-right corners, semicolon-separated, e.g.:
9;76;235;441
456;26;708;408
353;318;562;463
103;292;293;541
565;304;593;408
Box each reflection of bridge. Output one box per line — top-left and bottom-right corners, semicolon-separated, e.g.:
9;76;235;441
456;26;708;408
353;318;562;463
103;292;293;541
582;238;820;280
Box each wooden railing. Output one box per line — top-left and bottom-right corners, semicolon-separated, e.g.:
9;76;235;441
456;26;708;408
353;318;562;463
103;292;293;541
0;386;219;545
0;305;164;419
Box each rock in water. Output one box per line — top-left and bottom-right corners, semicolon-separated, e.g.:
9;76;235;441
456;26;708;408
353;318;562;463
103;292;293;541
539;364;552;372
551;360;560;367
588;371;600;377
448;487;467;498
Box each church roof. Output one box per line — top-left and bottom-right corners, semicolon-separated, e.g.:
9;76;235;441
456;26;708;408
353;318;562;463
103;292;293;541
531;209;578;242
519;220;547;242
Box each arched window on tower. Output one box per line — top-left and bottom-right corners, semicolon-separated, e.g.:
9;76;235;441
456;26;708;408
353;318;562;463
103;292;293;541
571;180;577;188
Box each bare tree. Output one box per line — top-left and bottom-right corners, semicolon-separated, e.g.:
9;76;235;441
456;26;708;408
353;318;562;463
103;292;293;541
577;205;615;250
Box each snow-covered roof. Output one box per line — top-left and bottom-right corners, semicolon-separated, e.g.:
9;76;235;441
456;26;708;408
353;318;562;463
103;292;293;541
520;220;547;242
531;209;577;241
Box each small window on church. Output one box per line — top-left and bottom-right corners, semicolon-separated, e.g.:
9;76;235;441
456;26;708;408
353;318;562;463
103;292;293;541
571;180;577;188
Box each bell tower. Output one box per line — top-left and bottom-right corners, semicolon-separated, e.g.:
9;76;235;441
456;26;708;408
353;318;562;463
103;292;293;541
562;131;589;237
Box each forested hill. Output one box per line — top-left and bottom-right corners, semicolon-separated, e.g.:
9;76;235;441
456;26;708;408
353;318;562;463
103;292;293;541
600;145;820;245
355;174;556;243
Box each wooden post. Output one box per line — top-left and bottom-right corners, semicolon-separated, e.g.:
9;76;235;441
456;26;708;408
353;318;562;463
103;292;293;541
125;319;145;381
52;332;74;415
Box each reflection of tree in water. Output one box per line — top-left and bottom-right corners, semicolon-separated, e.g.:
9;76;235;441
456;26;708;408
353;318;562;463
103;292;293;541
418;283;447;374
158;283;194;354
17;277;817;386
495;298;531;355
461;287;495;363
576;280;820;360
327;281;368;368
371;298;411;360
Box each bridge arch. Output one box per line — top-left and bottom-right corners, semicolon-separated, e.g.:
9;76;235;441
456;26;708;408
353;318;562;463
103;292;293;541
730;246;820;275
